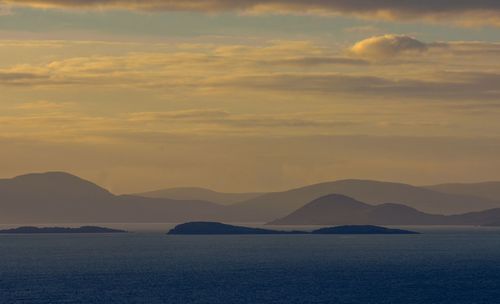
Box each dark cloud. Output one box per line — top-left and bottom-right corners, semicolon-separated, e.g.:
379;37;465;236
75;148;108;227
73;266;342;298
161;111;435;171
0;71;51;86
267;56;369;66
127;111;358;129
212;71;500;100
4;0;500;25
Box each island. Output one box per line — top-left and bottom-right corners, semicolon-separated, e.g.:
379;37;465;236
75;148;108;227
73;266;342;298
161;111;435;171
311;225;420;234
0;226;127;234
168;222;306;235
167;222;419;235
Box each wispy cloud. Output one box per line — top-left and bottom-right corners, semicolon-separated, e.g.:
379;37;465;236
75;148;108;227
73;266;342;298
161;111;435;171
1;39;498;101
0;2;11;15
15;100;75;111
3;0;500;26
208;71;500;101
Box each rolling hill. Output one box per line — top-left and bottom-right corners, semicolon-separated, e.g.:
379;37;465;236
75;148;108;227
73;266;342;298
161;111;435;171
270;194;500;226
2;172;500;224
229;180;500;221
136;187;263;205
0;172;226;223
425;182;500;202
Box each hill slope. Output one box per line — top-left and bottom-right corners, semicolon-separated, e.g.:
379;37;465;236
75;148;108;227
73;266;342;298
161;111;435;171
0;172;225;223
3;173;500;224
426;182;500;202
230;180;500;221
270;194;500;226
136;187;263;205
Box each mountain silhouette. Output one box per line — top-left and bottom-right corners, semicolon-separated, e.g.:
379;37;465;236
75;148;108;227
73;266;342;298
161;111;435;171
270;194;500;226
2;172;500;224
426;182;500;202
136;187;263;205
229;180;500;221
0;172;225;223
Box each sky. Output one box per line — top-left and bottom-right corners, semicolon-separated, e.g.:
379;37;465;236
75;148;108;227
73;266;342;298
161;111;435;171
0;1;499;193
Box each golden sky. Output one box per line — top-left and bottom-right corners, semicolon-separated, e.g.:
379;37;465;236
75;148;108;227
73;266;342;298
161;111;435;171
1;1;499;193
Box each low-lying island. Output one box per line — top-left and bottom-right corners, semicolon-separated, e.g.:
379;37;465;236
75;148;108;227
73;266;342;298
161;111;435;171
167;222;419;235
0;226;127;234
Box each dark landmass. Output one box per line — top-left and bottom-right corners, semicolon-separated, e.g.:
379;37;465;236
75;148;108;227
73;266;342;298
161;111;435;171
270;194;500;226
0;226;127;234
136;187;263;205
167;222;419;235
312;225;419;234
168;222;305;235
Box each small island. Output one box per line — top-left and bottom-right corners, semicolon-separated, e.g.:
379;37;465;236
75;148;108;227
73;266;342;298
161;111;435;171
0;226;127;234
311;225;420;235
167;222;419;235
168;222;306;235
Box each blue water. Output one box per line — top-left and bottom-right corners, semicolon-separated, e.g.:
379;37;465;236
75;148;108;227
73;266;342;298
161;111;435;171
2;226;500;304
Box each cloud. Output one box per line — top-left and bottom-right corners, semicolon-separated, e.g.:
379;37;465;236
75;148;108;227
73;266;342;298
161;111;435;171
212;71;500;100
127;109;230;121
344;25;381;34
3;0;500;26
15;100;74;111
0;3;11;15
267;56;369;66
350;35;428;60
0;71;50;85
1;39;498;104
126;110;358;130
430;41;500;56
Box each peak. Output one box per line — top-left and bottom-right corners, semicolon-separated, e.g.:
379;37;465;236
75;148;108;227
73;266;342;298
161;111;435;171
301;194;371;211
8;171;113;196
334;179;412;187
377;203;418;210
165;187;219;193
13;171;81;181
312;194;364;204
299;179;414;191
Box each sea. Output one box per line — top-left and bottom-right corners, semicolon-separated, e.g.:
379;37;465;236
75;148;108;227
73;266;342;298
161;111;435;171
1;224;500;304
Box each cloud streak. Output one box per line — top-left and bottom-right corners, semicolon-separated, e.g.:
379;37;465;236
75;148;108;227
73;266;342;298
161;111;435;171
1;39;498;102
209;71;500;101
3;0;500;26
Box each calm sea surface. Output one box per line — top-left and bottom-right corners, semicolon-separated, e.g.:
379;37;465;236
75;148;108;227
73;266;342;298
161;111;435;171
1;224;500;304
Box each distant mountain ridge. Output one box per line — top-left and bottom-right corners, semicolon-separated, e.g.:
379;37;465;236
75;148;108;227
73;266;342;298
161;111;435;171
2;172;500;224
426;182;500;202
136;187;263;205
270;194;500;226
229;179;500;221
0;172;226;223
